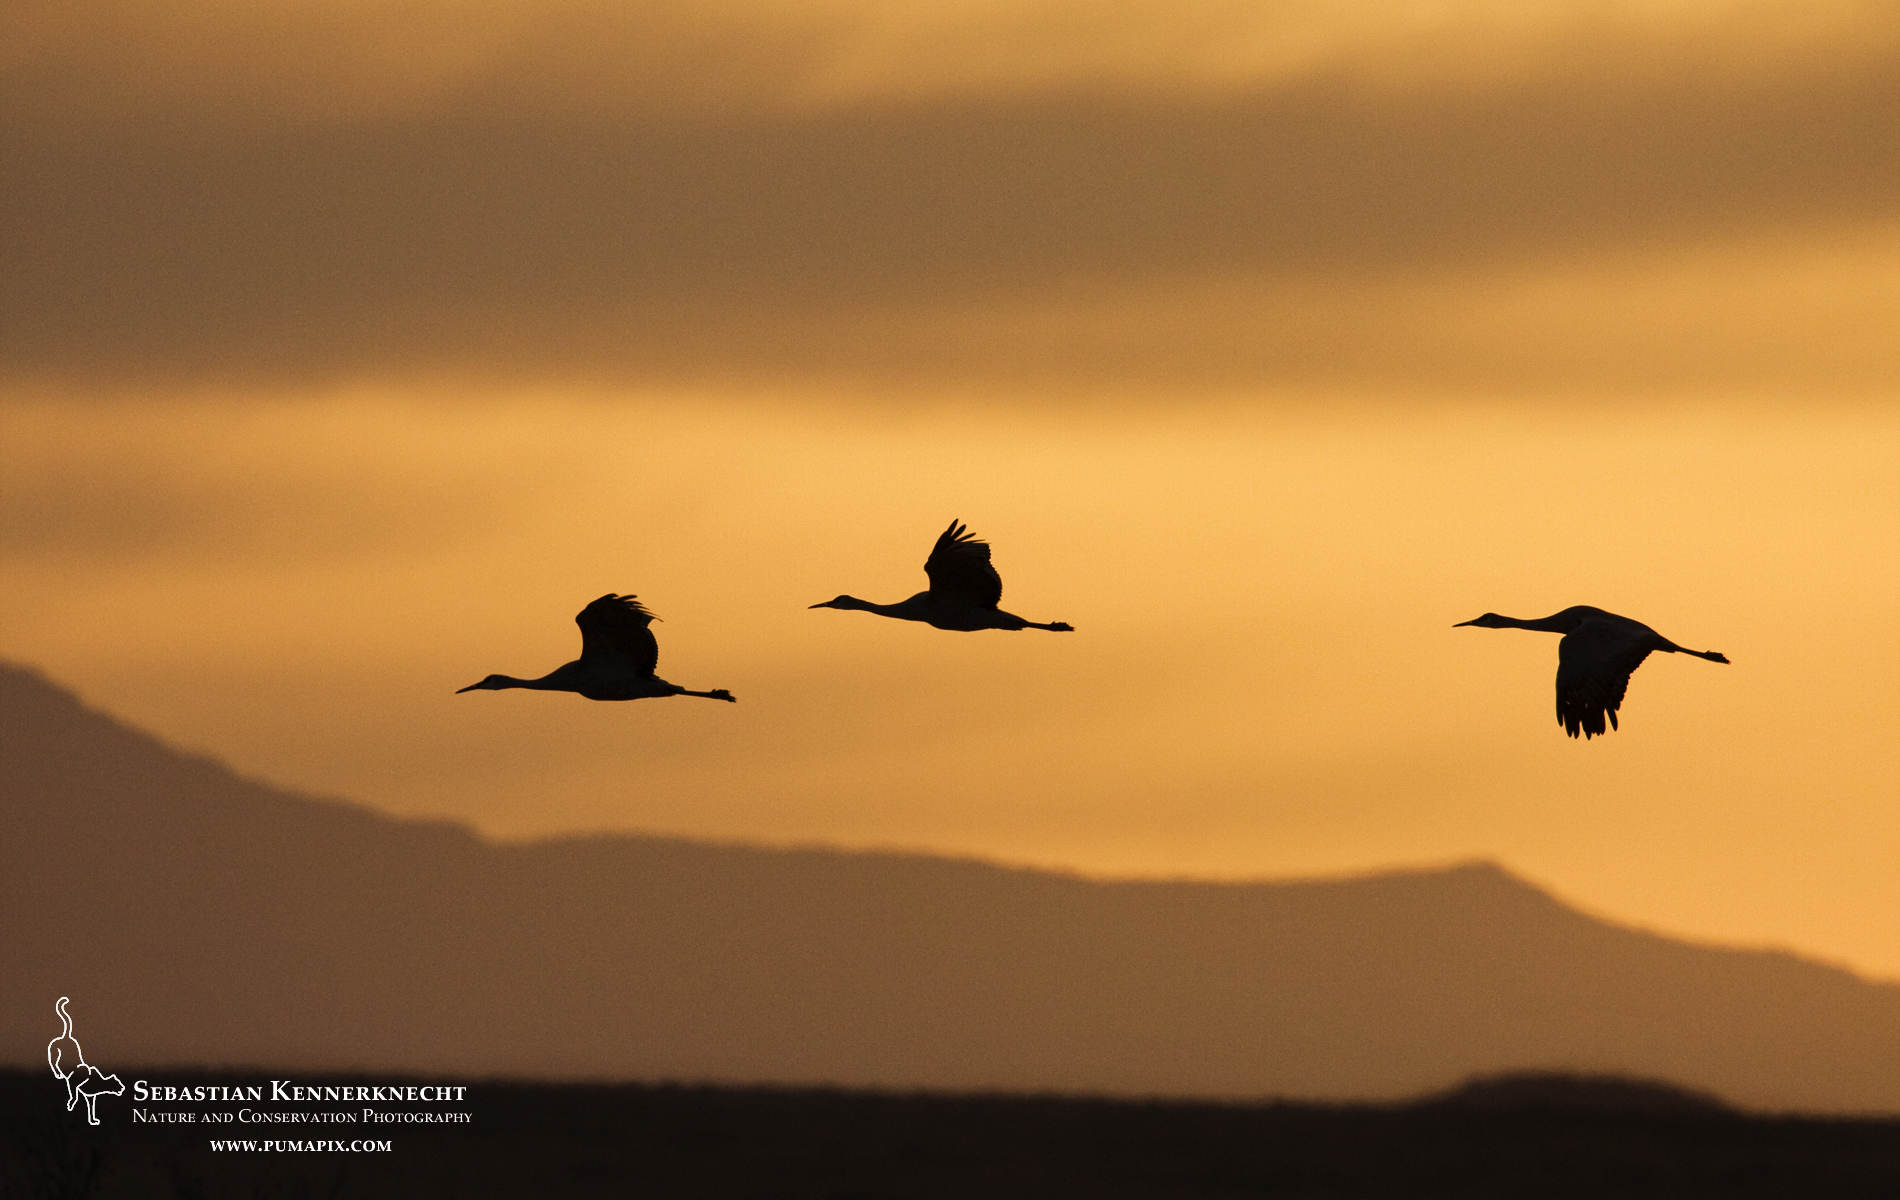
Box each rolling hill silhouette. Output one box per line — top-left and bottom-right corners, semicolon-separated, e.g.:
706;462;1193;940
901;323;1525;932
3;661;1897;1112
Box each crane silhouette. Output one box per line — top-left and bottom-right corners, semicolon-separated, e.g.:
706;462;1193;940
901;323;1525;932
1455;606;1728;738
811;520;1074;632
457;594;735;702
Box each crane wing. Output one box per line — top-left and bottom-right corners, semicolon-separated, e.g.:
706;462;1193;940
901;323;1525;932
924;520;1003;608
1555;618;1655;739
575;594;660;676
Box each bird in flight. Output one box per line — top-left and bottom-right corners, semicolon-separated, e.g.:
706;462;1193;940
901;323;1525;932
1455;605;1727;738
457;594;736;702
811;520;1074;632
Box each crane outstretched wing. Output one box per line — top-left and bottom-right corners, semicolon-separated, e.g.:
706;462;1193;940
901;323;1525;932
1555;618;1655;739
575;593;660;676
924;520;1003;608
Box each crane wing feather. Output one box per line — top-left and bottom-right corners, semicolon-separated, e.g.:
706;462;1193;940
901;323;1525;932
575;593;660;676
924;520;1003;609
1555;618;1656;739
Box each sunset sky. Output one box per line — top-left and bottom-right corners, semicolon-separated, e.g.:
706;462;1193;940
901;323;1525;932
4;0;1897;980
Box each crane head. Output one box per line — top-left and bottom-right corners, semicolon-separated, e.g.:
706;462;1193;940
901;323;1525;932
1454;613;1510;628
809;595;863;611
455;674;509;693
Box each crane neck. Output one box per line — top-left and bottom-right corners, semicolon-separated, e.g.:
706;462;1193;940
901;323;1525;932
829;594;933;620
1458;610;1589;634
1504;613;1580;634
484;669;577;691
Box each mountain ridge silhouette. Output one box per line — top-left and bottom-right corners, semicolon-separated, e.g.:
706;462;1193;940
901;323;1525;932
4;660;1897;1113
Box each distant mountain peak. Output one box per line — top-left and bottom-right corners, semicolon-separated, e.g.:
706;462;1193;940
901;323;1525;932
1428;1071;1734;1115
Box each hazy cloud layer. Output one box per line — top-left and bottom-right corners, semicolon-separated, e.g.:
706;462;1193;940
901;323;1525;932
4;1;1897;389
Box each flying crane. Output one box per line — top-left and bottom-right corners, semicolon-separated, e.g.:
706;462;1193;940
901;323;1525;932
1455;605;1727;738
811;521;1074;633
457;594;736;702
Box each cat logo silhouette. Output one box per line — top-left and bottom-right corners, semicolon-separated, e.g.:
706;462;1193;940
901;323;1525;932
47;997;123;1125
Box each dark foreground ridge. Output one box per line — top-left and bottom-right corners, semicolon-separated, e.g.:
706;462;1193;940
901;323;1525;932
4;1069;1899;1199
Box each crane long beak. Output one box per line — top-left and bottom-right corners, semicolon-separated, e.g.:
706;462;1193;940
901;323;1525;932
454;681;483;693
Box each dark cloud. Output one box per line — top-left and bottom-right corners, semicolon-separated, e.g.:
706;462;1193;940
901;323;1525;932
0;447;510;564
3;27;1897;389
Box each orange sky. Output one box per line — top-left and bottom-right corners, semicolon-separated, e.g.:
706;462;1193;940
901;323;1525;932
3;1;1897;977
